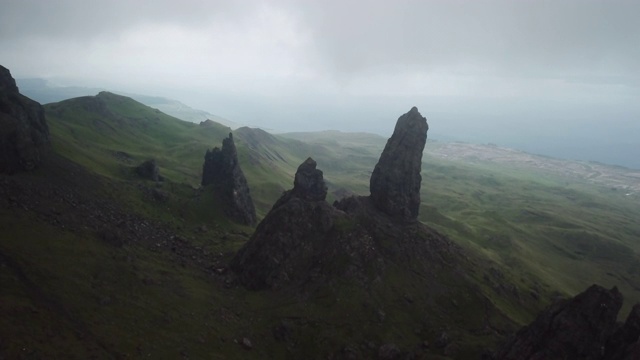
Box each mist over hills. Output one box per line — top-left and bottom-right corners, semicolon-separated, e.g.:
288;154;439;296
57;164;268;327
16;78;241;129
16;77;640;170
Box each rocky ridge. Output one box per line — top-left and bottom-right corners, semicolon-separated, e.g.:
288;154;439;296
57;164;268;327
202;133;257;226
0;65;50;174
493;285;640;360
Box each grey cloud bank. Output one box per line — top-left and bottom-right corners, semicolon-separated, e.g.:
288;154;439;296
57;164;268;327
2;0;639;168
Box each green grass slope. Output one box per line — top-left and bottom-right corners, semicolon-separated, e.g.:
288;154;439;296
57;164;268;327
420;144;640;316
3;93;528;358
3;91;638;358
45;91;231;184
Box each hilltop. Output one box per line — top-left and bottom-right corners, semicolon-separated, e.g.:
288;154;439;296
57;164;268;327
16;77;241;128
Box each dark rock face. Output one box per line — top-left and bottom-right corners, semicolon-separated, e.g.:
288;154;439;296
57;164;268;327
231;108;444;290
229;157;338;289
135;159;161;181
604;304;640;360
292;157;327;201
369;106;428;220
494;285;627;360
0;65;50;173
201;133;256;226
0;66;19;93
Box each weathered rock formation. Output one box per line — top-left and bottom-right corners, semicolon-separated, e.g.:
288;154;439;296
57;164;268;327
229;157;339;289
202;133;256;226
605;304;640;360
292;157;327;201
135;159;161;181
0;66;19;93
370;106;428;220
0;65;50;173
231;108;452;291
494;284;640;360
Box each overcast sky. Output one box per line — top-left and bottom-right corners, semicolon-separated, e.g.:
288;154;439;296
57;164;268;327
2;0;639;167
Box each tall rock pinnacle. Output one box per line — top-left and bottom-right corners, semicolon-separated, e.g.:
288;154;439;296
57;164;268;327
369;106;428;220
202;133;257;226
0;65;50;174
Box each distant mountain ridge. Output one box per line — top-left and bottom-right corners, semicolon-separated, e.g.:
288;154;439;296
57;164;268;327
16;78;241;128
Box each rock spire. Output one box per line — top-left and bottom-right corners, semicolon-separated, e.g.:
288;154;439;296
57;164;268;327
292;157;327;201
369;106;428;220
202;133;256;226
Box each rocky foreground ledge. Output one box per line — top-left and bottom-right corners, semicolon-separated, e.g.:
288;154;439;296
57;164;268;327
491;284;640;360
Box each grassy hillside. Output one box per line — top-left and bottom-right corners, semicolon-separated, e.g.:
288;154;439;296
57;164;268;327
284;132;640;315
420;143;640;316
3;92;639;358
45;92;232;184
2;93;527;358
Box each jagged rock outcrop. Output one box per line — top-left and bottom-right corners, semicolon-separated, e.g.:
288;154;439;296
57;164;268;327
201;133;256;226
369;106;428;220
292;157;327;201
493;284;640;360
605;304;640;359
0;65;50;173
231;108;457;292
135;159;161;181
229;157;339;289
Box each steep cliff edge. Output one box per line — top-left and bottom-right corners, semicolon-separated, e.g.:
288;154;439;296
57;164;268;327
0;65;50;173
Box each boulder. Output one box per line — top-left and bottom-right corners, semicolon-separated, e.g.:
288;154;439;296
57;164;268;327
135;159;160;181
